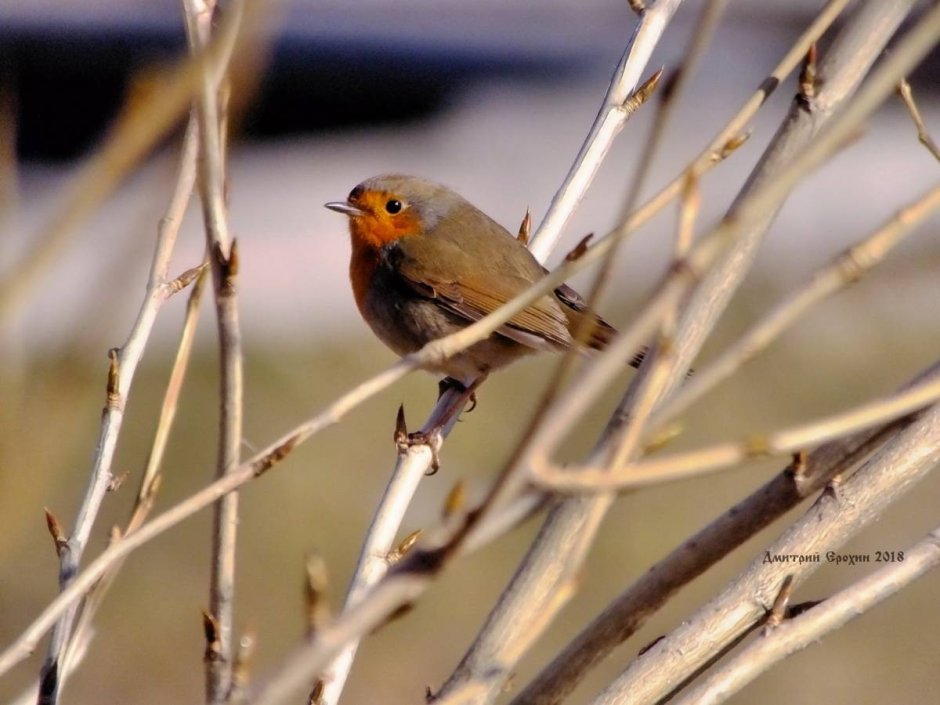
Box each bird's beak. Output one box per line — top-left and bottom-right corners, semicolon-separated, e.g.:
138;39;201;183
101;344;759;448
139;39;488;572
324;201;366;217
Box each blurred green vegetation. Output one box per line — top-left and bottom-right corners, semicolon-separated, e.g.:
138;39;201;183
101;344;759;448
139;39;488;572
1;277;939;705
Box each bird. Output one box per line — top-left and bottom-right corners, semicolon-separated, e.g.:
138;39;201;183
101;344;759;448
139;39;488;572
324;175;638;388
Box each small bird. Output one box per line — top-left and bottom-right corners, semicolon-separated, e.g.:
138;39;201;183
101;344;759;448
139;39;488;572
325;175;632;385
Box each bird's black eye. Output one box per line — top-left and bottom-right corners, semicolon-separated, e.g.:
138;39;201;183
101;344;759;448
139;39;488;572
385;199;402;214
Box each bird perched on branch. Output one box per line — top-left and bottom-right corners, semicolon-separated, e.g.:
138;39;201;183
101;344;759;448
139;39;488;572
325;175;639;386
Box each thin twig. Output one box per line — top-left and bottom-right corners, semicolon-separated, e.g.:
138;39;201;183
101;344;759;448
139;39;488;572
182;0;244;701
61;260;209;676
34;91;205;705
534;371;940;492
897;78;940;162
132;260;209;532
653;182;940;428
527;0;686;261
317;388;468;705
673;526;940;705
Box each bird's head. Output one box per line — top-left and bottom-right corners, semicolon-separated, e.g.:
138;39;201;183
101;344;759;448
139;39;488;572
325;175;458;248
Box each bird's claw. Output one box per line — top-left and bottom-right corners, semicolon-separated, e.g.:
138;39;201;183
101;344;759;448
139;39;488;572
403;430;443;475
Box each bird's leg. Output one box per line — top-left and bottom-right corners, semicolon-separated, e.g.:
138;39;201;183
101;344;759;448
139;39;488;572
406;375;486;474
437;376;465;399
437;376;478;412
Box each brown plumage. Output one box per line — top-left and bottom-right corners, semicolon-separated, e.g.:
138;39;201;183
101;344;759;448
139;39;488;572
325;175;625;381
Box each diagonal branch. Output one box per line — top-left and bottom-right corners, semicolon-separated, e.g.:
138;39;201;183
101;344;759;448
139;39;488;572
527;0;685;261
509;363;935;705
673;524;940;705
592;399;940;704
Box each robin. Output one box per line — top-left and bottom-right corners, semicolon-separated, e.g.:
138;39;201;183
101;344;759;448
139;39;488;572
325;175;640;390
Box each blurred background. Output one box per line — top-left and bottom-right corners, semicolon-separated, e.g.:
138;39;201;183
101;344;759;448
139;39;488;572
1;1;939;703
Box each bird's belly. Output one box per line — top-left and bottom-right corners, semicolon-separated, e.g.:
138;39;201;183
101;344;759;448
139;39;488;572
361;278;531;378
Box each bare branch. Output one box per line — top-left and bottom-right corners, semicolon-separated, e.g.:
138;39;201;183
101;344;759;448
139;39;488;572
509;385;923;705
528;0;686;261
535;370;940;492
35;91;203;705
673;526;940;705
592;401;940;705
181;0;245;700
653;182;940;427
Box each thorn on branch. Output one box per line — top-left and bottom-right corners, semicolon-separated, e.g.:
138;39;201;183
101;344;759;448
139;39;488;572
822;473;843;502
108;471;128;492
623;67;664;114
252;435;298;477
308;678;325;705
643;422;682;454
394;404;408;446
564;234;594;262
442;480;466;520
106;347;121;408
719;131;751;160
788;449;808;482
202;610;222;664
627;0;647;16
304;553;330;638
166;261;209;298
212;240;239;294
798;43;818;106
44;507;68;557
517;208;531;244
388;529;422;564
763;575;794;634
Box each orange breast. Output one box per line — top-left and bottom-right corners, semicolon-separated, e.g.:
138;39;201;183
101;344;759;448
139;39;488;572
347;200;422;313
349;237;380;314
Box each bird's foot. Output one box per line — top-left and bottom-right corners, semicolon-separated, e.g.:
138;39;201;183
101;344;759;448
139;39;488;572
437;376;479;414
394;407;443;474
405;430;443;475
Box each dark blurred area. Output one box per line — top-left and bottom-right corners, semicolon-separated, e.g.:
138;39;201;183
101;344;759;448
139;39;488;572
3;3;611;162
7;0;936;162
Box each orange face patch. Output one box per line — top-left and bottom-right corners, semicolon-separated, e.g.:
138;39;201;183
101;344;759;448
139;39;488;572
347;190;422;249
346;189;422;314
